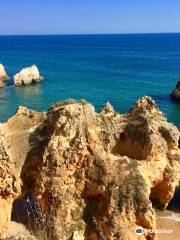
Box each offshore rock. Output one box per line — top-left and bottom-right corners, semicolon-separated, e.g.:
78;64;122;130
171;79;180;101
0;96;180;240
0;64;9;88
14;65;44;87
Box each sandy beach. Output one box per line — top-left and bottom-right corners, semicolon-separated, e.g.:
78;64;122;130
156;210;180;240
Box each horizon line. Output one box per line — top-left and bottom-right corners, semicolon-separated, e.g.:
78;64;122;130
0;31;180;37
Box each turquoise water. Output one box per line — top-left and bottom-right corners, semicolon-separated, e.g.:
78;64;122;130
0;34;180;125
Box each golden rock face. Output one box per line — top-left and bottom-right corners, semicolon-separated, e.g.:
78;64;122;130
0;96;179;240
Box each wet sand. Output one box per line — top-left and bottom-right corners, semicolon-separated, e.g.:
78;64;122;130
156;210;180;240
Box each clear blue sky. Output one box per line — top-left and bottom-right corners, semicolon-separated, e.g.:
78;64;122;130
0;0;180;35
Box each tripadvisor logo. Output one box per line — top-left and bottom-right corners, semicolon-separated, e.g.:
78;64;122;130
135;227;143;235
135;227;173;236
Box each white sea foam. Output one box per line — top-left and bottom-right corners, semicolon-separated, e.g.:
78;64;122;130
160;213;180;222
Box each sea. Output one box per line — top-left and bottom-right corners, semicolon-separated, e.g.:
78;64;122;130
0;33;180;125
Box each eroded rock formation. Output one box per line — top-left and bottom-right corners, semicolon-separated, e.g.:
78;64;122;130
0;64;9;88
0;107;44;237
0;97;179;240
14;65;44;87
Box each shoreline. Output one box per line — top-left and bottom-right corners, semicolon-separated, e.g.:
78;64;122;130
156;210;180;240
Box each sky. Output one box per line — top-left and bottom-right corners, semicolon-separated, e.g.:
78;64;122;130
0;0;180;35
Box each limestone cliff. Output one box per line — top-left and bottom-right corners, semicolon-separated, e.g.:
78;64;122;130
0;64;9;88
14;65;44;87
0;97;179;240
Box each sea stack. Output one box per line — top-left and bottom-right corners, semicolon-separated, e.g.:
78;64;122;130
14;65;44;87
0;96;179;240
171;79;180;101
0;64;9;87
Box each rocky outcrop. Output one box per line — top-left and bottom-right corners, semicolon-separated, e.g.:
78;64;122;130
0;64;9;88
0;107;45;236
2;221;36;240
0;97;180;240
171;79;180;101
14;65;44;87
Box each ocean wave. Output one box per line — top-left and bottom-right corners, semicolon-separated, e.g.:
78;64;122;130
160;213;180;222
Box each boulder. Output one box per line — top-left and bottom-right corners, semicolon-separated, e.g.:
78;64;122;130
171;79;180;101
0;96;180;240
0;64;9;88
14;65;44;87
